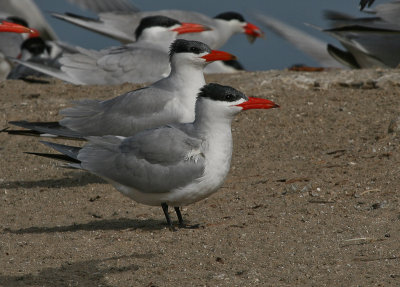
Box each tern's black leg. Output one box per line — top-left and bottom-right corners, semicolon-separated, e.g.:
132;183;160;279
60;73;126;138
174;206;184;226
174;206;200;229
161;203;175;231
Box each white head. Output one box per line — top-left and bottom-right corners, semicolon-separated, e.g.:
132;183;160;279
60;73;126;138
213;12;264;43
195;83;279;123
135;15;210;43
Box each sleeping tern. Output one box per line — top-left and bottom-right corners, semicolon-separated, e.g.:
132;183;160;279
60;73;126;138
7;39;237;138
30;83;279;230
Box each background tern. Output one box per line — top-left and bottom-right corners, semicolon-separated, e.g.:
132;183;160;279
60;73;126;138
29;83;279;230
7;39;236;138
254;2;400;69
12;15;211;85
51;10;264;49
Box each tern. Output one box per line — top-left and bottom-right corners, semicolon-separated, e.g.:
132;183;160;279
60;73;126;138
52;10;264;49
7;39;236;138
13;15;212;85
30;83;279;229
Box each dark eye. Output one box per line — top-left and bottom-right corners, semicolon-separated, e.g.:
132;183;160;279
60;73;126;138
225;94;234;101
190;46;201;54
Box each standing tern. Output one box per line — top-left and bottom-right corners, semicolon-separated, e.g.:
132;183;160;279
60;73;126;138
52;10;264;49
13;15;211;85
7;39;237;138
30;83;279;229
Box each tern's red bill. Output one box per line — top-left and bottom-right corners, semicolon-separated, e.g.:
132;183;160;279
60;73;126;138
236;97;279;110
201;50;237;62
0;21;33;34
172;22;211;34
244;22;264;38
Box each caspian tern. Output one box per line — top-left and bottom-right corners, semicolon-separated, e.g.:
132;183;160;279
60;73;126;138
12;15;211;85
51;10;264;49
30;83;279;229
7;39;236;138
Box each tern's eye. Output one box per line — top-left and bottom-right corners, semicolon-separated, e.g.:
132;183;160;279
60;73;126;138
190;46;201;54
225;94;234;101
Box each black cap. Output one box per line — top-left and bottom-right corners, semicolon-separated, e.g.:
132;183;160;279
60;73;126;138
198;83;248;102
169;39;211;59
135;15;181;39
214;12;245;23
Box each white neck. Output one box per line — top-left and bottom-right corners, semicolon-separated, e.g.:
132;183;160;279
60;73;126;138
193;98;235;139
212;19;241;49
155;57;206;123
137;30;177;52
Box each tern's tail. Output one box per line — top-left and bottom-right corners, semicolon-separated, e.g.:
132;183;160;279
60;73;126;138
26;141;82;169
5;121;84;140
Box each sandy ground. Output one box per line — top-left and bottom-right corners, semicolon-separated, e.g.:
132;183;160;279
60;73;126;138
0;69;400;286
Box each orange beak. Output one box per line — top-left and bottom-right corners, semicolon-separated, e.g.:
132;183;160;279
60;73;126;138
236;97;279;110
28;27;40;38
244;22;264;43
201;50;237;62
0;20;33;34
172;22;211;34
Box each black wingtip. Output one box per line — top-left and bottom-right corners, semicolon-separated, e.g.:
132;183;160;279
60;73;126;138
24;152;81;164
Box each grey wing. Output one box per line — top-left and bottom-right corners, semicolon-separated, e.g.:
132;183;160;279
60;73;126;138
253;13;344;68
66;0;139;13
59;85;178;136
51;12;136;43
325;29;400;68
95;45;170;84
375;2;400;26
79;128;205;193
59;45;169;84
59;47;112;85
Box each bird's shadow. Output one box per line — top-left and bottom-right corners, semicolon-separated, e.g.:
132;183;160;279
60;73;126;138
0;252;154;287
0;172;105;189
3;217;168;234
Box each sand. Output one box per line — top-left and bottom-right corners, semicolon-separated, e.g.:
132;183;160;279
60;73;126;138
0;69;399;286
